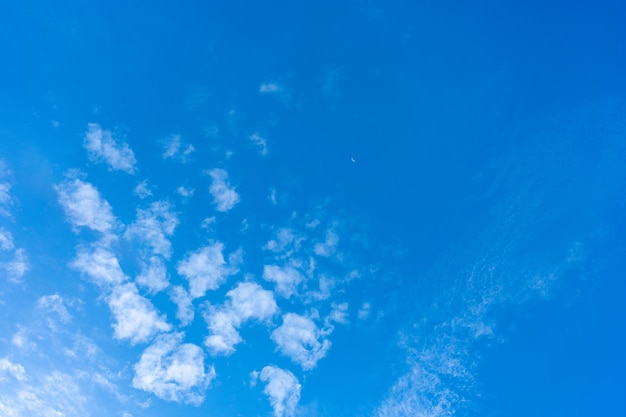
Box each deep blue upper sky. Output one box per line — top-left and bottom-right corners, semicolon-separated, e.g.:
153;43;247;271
1;1;625;416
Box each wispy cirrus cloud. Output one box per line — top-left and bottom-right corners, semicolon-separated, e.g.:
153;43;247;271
204;281;278;355
206;168;240;212
83;123;137;174
133;332;214;405
271;313;331;370
259;365;301;417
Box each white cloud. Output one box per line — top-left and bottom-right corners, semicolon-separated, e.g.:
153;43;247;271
177;242;239;298
133;333;214;405
250;133;268;156
271;313;331;370
3;248;29;282
136;256;169;293
0;358;26;382
0;160;12;217
259;366;301;417
204;281;277;355
162;134;195;162
56;178;117;233
313;229;339;257
71;245;126;286
107;283;171;345
83;123;137;174
264;228;304;256
358;302;371;320
170;285;194;326
259;82;282;94
36;294;72;329
177;186;195;198
263;265;303;298
125;201;178;259
207;168;240;212
134;180;153;199
0;227;13;250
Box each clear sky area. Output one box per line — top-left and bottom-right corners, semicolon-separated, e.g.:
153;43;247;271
1;1;625;416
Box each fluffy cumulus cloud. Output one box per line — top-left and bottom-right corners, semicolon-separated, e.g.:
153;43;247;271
162;134;195;162
177;242;239;298
56;178;117;233
107;283;171;345
271;313;331;370
136;256;169;293
207;168;240;212
170;285;195;326
263;265;304;298
133;333;214;405
259;366;301;417
124;201;179;259
83;123;137;174
71;245;126;286
204;281;278;354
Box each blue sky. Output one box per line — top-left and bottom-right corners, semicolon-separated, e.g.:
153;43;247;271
1;1;625;416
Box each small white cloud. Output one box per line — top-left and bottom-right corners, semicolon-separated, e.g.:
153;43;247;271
0;357;26;381
259;366;301;417
206;168;240;212
268;187;278;205
133;333;214;405
177;242;238;298
204;281;278;355
170;285;194;326
249;370;259;387
36;294;72;328
136;256;169;293
250;133;268;156
263;265;303;298
134;180;153;199
0;227;13;250
327;302;349;325
125;201;179;259
177;186;195;198
56;178;117;233
84;123;137;174
162;134;195;162
107;283;171;345
271;313;331;370
0;160;12;217
313;229;339;257
3;248;30;282
358;302;371;320
71;245;126;286
259;82;282;94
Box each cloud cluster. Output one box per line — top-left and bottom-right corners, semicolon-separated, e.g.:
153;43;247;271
271;313;331;370
133;333;214;405
259;366;301;417
177;242;239;298
204;281;278;354
206;168;240;212
83;123;137;174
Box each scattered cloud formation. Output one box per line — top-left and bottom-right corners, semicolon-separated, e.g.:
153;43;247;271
0;358;26;382
177;242;239;298
83;123;137;174
204;281;278;354
162;134;195;162
271;313;331;370
136;256;169;293
133;333;214;405
207;168;240;212
56;177;117;233
259;366;301;417
107;283;171;345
